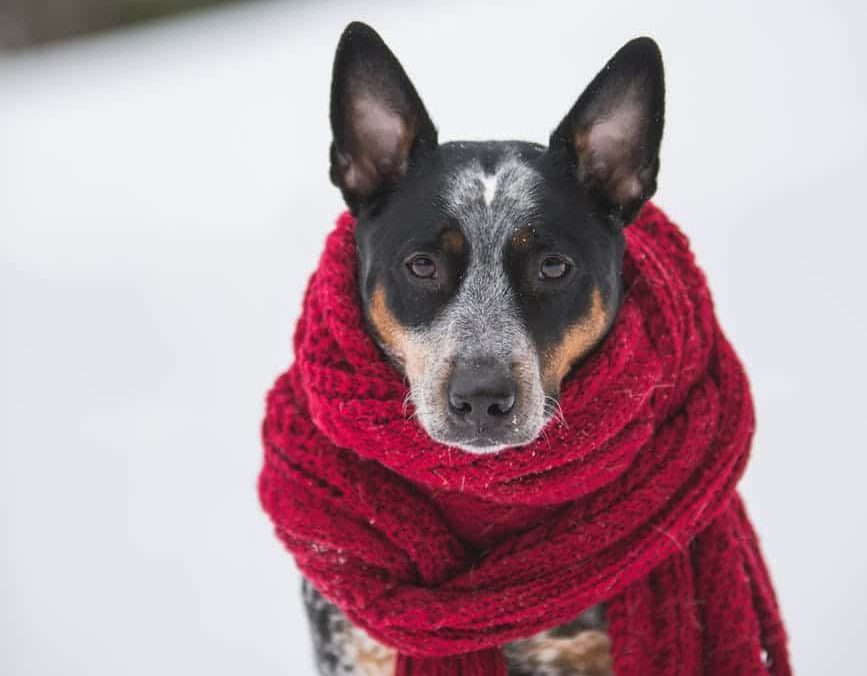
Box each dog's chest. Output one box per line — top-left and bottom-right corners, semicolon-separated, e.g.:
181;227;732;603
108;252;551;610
303;580;613;676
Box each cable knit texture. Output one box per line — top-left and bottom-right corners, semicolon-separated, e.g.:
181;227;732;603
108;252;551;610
258;203;791;675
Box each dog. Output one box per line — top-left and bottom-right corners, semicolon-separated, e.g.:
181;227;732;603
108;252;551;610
303;21;665;676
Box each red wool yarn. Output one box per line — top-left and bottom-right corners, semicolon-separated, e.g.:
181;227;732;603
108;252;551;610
259;203;791;675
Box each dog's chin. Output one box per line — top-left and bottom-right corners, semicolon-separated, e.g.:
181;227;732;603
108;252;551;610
417;415;548;455
448;440;515;455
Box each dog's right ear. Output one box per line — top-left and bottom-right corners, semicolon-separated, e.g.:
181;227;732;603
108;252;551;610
329;22;438;213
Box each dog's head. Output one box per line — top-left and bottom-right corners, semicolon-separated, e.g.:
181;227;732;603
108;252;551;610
328;22;664;453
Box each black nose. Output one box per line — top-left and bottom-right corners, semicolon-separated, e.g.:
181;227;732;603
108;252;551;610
447;358;517;427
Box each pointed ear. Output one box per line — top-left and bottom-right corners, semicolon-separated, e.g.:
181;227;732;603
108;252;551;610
550;37;665;225
329;22;438;212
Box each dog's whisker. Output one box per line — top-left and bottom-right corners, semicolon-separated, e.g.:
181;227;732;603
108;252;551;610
543;395;567;426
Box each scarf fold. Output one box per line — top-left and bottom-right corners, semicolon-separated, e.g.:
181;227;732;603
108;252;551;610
259;203;791;675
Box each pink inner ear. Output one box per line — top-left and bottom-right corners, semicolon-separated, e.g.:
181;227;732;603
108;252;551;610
575;96;646;205
343;95;413;196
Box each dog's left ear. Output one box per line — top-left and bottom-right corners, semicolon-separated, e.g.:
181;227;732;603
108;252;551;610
550;37;665;225
329;22;438;213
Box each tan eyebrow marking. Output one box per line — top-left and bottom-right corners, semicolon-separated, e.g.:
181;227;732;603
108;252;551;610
440;228;465;256
511;225;533;250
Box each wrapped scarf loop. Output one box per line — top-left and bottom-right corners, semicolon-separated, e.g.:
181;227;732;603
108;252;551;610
259;203;791;675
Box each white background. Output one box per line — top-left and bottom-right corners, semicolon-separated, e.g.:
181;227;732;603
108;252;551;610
2;0;866;673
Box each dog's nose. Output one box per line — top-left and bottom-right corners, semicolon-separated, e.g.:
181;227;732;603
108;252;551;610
447;358;517;426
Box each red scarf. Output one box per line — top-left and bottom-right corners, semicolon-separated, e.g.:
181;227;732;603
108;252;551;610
259;203;791;675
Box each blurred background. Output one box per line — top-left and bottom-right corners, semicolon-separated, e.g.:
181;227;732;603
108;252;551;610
0;0;241;48
2;0;865;674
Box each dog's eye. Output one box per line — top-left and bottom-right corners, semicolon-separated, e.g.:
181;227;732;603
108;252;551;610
540;256;570;280
407;254;437;279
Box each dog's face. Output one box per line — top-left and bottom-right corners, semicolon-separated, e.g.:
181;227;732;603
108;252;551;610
329;23;664;453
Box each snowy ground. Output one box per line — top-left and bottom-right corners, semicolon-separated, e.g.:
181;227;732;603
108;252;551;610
2;0;866;674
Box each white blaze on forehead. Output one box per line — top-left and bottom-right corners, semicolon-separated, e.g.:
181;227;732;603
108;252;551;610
480;173;499;207
445;153;541;220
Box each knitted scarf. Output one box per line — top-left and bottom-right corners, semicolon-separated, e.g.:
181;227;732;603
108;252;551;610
259;203;791;675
